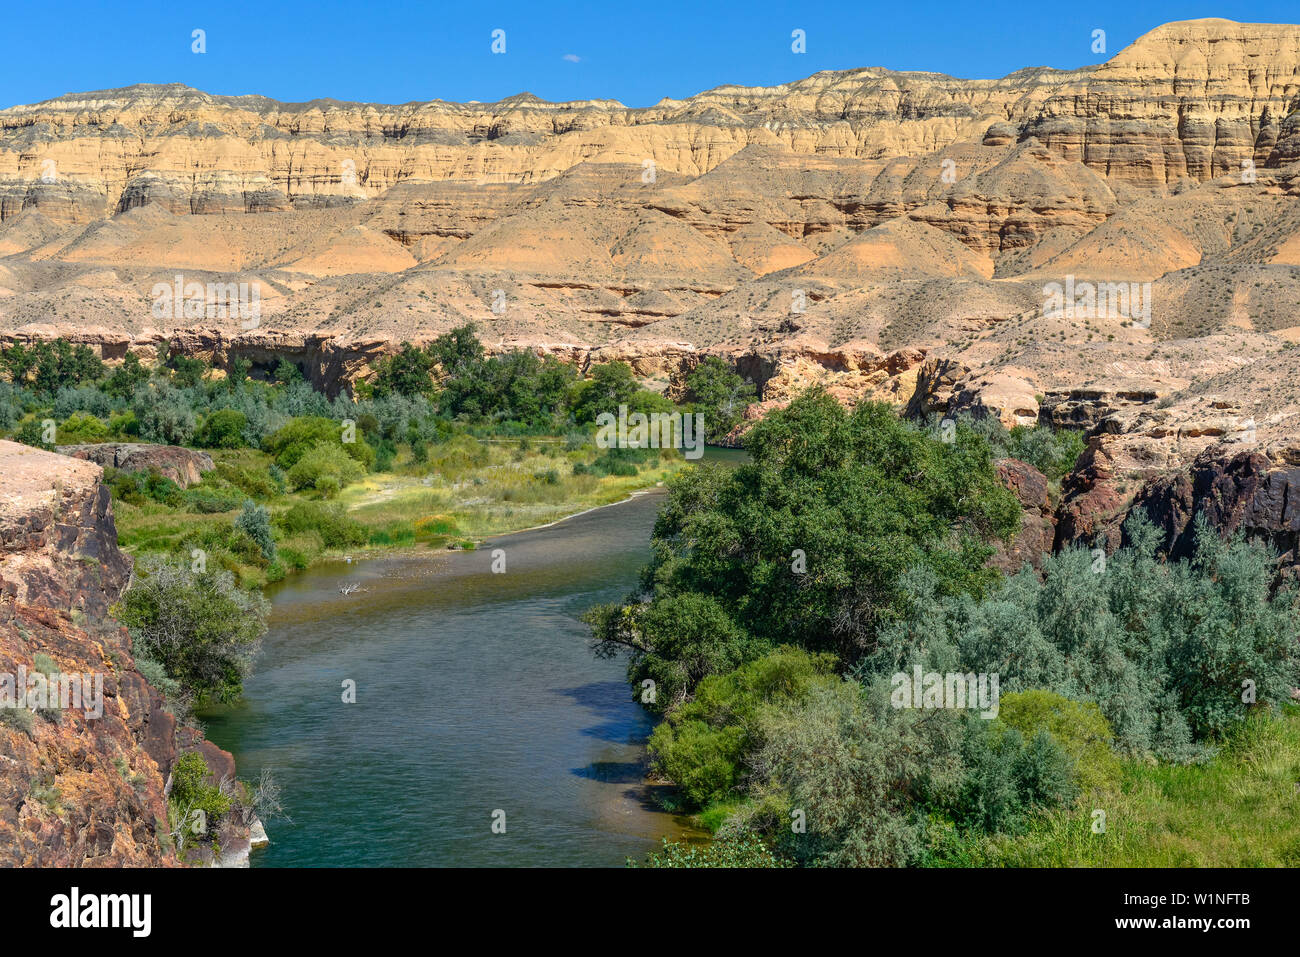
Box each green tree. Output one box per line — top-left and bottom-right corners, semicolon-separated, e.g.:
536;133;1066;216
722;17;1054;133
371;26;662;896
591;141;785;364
589;390;1020;702
428;323;485;376
30;340;103;394
684;356;755;438
0;343;36;384
104;352;150;399
372;341;436;398
273;358;304;384
571;362;641;424
168;354;207;388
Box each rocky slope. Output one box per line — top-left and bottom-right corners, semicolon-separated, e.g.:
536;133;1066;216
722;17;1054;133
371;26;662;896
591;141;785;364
0;440;247;866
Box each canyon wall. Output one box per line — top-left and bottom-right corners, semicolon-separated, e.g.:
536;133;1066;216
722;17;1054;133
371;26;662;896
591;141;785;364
0;440;245;866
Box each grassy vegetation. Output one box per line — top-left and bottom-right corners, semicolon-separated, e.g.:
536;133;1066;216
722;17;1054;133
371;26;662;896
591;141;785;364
0;329;718;589
110;437;687;588
944;708;1300;867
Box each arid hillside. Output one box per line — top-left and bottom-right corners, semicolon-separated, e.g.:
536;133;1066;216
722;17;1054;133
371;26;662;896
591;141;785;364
0;18;1298;479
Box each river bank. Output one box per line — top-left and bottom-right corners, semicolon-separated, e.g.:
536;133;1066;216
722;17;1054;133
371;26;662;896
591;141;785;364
113;434;695;589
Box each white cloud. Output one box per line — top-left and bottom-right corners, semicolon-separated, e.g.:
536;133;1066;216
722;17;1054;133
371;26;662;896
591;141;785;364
562;53;581;63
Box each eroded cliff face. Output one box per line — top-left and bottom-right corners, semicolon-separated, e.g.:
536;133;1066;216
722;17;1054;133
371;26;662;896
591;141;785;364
0;440;241;866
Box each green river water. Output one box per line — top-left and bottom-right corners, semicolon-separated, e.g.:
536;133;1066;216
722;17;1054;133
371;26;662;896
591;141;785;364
200;451;747;866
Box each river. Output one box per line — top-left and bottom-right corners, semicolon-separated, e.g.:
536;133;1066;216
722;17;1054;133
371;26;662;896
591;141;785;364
200;451;746;867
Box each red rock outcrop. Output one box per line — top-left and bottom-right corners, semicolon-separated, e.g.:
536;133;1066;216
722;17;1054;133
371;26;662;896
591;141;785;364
990;458;1056;574
0;440;243;866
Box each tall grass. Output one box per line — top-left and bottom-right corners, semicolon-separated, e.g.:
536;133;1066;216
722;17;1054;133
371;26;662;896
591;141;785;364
948;707;1300;867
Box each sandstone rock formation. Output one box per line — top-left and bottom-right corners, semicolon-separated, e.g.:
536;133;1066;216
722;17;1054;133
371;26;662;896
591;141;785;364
0;19;1295;416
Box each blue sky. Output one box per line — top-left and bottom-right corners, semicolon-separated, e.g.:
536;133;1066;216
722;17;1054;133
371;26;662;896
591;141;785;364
2;1;1295;108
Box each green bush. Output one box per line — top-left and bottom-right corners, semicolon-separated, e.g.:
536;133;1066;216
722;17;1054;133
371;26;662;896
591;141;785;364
57;411;110;444
234;499;276;562
263;416;374;470
168;751;232;851
195;409;249;449
286;441;366;496
997;689;1121;797
647;647;840;807
183;486;244;514
134;389;197;445
16;417;54;450
871;514;1300;759
212;462;279;498
114;555;268;704
106;468;184;507
276;501;368;549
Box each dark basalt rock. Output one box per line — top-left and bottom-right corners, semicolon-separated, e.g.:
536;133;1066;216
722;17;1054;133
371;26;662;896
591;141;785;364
1127;448;1300;565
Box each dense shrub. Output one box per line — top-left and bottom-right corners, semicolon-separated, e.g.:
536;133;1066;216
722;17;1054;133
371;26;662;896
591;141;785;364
234;499;276;562
133;385;197;445
0;382;20;431
263;416;374;470
167;751;232;851
114;555;268;704
53;385;116;420
57;411;109;443
183;486;244;514
276;501;368;549
934;413;1085;485
105;468;184;507
286;441;366;495
647;647;840;805
15;417;54;449
195;409;249;448
997;689;1121;797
